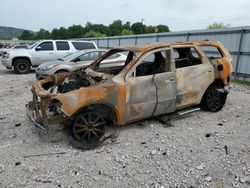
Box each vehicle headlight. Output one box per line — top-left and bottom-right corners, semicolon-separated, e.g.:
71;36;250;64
40;64;59;71
2;52;9;59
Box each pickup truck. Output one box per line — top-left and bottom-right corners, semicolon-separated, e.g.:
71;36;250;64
1;40;98;74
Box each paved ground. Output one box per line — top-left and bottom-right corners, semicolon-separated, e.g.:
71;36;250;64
0;64;249;188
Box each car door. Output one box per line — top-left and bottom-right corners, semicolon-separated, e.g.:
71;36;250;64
55;41;71;59
125;48;176;122
32;41;56;66
174;46;214;109
152;49;176;116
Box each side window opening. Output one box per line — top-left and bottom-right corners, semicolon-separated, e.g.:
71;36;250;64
201;46;223;59
136;50;171;77
174;47;202;69
37;42;53;51
72;42;96;50
107;53;120;60
56;41;70;51
78;52;100;61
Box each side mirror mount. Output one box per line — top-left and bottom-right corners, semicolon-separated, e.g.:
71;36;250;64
74;58;80;62
129;71;135;78
35;46;41;51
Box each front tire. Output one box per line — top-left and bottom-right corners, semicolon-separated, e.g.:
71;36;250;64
13;59;31;74
72;110;106;142
201;85;227;112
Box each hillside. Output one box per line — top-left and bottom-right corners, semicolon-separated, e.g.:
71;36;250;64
0;26;33;39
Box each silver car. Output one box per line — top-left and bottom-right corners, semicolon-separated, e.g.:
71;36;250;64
36;49;127;79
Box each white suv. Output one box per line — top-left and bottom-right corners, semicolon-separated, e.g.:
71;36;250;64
1;40;98;74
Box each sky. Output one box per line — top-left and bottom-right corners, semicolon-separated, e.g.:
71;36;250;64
1;0;250;32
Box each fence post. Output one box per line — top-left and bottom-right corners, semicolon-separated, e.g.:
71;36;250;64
186;32;190;41
235;29;246;78
118;37;121;46
156;34;159;42
107;38;110;49
97;38;99;47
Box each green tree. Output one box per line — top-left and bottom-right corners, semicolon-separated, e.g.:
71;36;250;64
123;21;131;30
207;22;229;29
131;22;146;34
19;30;36;40
85;22;93;32
85;22;108;35
51;27;68;39
121;29;133;36
108;20;123;36
84;31;106;38
51;28;59;39
146;25;156;33
68;25;85;38
58;27;68;39
36;29;50;39
155;25;170;33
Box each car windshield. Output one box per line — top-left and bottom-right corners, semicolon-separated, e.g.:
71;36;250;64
28;41;39;49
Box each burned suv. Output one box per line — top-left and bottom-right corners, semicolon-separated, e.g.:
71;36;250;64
27;40;232;144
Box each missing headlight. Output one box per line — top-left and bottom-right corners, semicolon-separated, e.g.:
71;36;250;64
49;99;62;115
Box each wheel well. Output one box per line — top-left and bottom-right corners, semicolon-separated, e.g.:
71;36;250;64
12;57;31;67
200;79;225;105
55;69;69;74
74;104;118;126
210;79;224;88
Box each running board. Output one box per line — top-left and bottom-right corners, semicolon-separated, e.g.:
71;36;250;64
177;107;201;116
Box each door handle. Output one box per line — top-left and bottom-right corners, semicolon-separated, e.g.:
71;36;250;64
165;78;174;83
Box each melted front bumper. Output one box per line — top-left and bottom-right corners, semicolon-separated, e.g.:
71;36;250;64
26;87;63;133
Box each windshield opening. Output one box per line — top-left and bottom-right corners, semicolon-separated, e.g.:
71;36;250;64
60;52;77;61
91;49;139;76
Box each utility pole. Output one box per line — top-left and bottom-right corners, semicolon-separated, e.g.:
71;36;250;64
141;18;145;24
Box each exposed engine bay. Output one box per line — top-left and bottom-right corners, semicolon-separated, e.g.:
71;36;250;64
41;68;110;94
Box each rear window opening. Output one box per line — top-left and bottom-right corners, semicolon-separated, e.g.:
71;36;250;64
201;46;224;59
72;42;96;50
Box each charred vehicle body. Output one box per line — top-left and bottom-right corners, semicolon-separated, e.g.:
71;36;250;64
27;40;232;144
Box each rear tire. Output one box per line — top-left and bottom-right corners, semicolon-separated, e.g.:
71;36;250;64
201;85;227;112
13;59;31;74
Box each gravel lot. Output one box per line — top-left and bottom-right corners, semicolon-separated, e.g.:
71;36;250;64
0;64;249;188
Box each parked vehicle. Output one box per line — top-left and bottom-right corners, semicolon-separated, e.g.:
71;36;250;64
36;49;127;80
1;40;98;74
0;44;28;58
27;40;232;146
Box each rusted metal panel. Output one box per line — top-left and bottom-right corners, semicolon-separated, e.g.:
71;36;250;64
153;72;176;116
125;75;157;122
175;63;214;108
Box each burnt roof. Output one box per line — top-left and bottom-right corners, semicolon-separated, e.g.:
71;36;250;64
112;40;222;52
